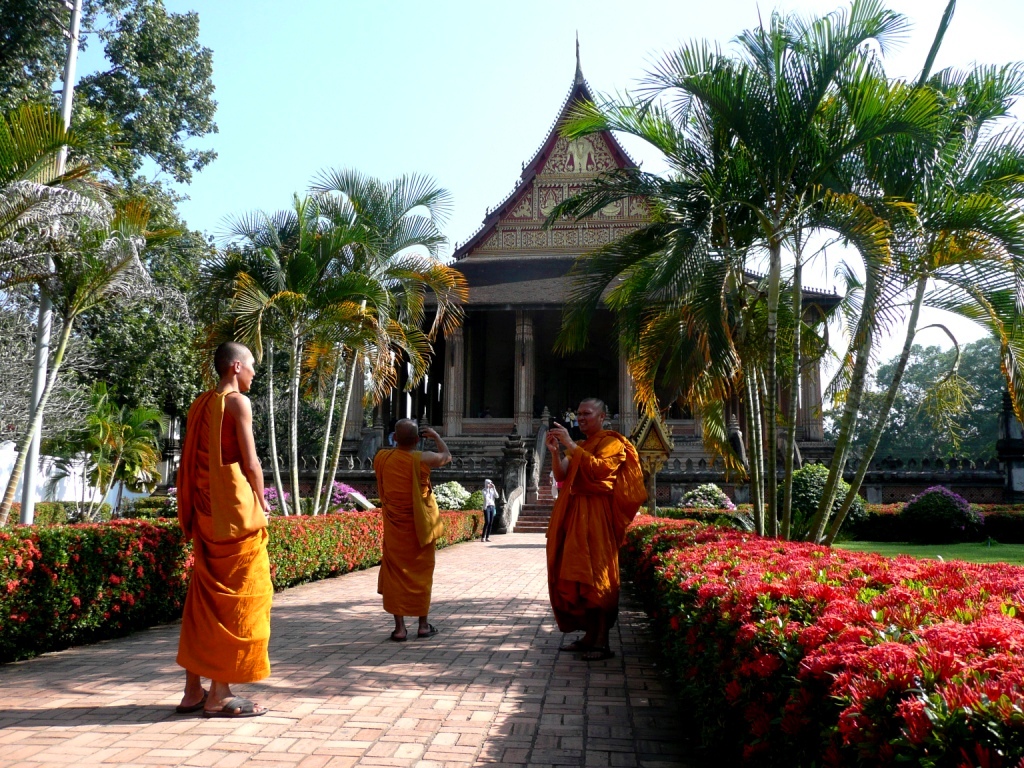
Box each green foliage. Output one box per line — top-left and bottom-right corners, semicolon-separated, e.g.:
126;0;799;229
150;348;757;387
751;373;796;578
433;481;470;510
830;339;1006;460
463;490;485;511
0;0;218;183
900;486;985;544
9;501;112;523
119;496;175;519
781;463;866;539
0;511;481;662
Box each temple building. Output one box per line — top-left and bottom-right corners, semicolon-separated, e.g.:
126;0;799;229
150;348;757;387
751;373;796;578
345;55;837;483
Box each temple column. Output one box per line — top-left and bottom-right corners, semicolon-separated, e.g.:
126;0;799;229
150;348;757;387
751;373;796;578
444;324;464;436
799;357;824;440
618;352;637;436
514;310;535;435
343;359;364;442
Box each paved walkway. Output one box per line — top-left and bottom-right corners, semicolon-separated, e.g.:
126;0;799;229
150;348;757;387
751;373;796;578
0;534;703;768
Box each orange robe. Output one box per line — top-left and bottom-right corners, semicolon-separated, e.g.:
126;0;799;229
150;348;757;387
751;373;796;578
375;449;443;616
546;430;646;632
176;390;272;683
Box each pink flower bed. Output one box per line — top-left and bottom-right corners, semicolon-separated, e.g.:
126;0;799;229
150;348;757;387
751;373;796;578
623;517;1024;766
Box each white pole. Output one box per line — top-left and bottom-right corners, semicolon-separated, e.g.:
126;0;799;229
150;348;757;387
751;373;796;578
20;0;83;525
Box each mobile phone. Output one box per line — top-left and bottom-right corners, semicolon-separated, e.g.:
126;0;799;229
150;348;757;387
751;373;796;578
548;416;556;429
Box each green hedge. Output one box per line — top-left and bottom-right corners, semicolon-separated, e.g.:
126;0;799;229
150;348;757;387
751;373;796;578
0;509;481;663
8;501;113;524
857;503;1024;543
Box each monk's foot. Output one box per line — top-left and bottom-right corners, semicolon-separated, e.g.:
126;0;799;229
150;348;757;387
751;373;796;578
175;688;208;714
581;647;615;662
416;623;438;638
390;629;408;642
203;696;267;718
558;639;592;653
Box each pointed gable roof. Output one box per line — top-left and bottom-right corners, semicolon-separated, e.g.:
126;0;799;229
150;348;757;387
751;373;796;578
452;59;643;264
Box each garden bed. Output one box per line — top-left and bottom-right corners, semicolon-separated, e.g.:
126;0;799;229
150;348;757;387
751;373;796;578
0;510;481;663
623;516;1024;766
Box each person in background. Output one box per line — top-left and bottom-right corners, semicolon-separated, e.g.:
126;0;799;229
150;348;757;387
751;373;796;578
481;478;498;541
374;420;452;641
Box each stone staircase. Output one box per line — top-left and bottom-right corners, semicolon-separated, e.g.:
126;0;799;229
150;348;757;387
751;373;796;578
514;449;556;533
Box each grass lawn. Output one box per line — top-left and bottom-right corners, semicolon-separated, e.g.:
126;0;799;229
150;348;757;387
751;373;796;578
836;541;1024;566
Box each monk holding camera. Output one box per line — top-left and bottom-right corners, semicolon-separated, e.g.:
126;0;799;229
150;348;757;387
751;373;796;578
374;419;452;641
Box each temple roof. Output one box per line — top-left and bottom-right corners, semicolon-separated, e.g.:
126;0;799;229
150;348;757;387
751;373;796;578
447;53;840;312
451;56;644;269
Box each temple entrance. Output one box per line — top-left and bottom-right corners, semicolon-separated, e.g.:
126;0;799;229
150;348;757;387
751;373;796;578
533;310;618;419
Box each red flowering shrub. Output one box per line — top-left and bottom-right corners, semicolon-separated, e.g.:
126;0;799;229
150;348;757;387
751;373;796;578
0;520;189;663
623;517;1024;766
1;510;481;663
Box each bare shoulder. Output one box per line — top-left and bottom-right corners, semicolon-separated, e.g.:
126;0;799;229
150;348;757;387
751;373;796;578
224;391;252;418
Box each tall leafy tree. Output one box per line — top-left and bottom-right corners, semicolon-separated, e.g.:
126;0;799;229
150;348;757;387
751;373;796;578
0;199;158;525
0;0;217;183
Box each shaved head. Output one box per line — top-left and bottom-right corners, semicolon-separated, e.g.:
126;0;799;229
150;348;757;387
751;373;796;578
394;419;420;448
215;341;252;377
579;398;607;417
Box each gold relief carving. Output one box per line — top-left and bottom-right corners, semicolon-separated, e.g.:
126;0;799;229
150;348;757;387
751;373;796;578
551;228;578;247
541;135;616;175
597;198;624;218
479;231;501;251
628;196;651;218
520;229;548;248
508;191;533;220
502;229;517;248
582;228;600;246
538;185;564;217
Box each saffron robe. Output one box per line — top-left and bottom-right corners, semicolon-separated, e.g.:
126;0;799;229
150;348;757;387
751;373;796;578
375;449;443;616
176;390;272;683
546;430;646;632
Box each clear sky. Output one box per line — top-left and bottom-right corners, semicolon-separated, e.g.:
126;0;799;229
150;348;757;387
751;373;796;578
149;0;1024;362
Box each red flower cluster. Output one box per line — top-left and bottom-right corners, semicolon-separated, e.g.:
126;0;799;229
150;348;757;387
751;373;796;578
623;517;1024;767
1;509;481;663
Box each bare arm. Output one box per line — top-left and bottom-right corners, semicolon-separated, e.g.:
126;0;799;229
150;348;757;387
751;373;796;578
418;426;452;469
227;393;270;513
546;429;569;480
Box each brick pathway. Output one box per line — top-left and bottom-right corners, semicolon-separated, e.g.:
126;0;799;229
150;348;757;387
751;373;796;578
0;534;704;768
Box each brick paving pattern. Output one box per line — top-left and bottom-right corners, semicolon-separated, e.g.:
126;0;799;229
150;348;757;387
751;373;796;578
0;534;704;768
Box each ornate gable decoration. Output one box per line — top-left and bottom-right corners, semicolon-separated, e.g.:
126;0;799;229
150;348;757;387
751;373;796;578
461;71;651;259
630;411;673;463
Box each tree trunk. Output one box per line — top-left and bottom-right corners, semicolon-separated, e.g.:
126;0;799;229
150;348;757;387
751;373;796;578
744;372;764;535
0;317;75;526
288;332;303;514
311;353;341;516
824;275;928;544
807;271;883;543
781;258;803;540
764;238;783;537
266;342;289;516
321;349;359;516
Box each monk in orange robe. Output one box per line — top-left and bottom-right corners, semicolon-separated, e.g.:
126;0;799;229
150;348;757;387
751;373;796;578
546;397;646;661
175;341;273;717
374;419;452;641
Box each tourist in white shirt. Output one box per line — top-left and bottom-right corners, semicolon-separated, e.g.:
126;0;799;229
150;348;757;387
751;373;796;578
482;479;498;542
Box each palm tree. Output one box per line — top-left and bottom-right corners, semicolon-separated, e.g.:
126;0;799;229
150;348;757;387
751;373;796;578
549;0;940;537
204;194;379;515
309;170;467;515
816;60;1024;543
0;200;156;525
46;381;165;519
